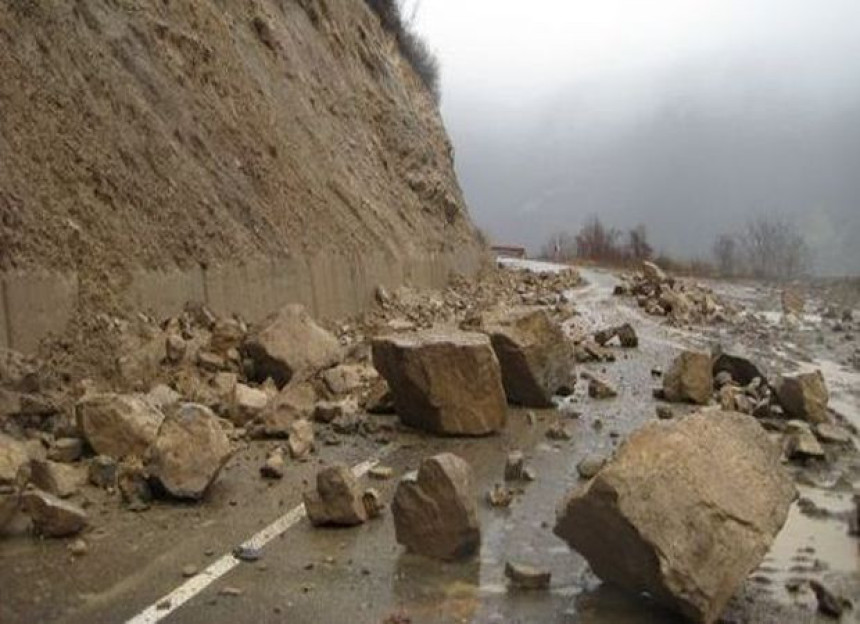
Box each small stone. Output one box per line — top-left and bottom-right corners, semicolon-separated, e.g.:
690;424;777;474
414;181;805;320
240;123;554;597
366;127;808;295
197;350;226;372
487;484;514;508
304;464;367;527
522;467;537;481
261;448;286;479
166;334;187;364
546;422;572;440
219;587;243;597
233;545;263;562
68;538;88;557
362;488;384;519
504;561;551;590
656;405;675;420
577;454;606;479
314;399;357;425
22;490;88;537
369;466;394;480
232;384;269;426
48;438;84;463
714;371;733;388
287;419;314;460
814;423;851;445
504;451;525;481
786;430;826;460
182;565;198;578
588;376;618;400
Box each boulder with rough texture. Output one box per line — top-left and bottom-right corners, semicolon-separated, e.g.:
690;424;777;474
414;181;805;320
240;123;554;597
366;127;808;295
478;307;575;407
146;404;232;499
22;490;88;537
392;453;480;560
775;371;829;424
76;393;165;459
663;351;713;405
244;305;343;388
303;464;367;527
554;411;795;624
372;331;507;436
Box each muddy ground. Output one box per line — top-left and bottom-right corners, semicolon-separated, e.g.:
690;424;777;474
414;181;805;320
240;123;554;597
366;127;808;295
1;264;858;624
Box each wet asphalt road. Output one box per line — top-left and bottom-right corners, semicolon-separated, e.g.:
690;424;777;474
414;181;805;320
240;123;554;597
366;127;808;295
1;266;858;624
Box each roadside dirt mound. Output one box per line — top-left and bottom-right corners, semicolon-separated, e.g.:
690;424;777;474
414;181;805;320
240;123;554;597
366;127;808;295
0;0;480;277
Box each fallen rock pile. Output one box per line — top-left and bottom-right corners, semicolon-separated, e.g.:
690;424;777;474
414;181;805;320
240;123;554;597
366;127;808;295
614;261;736;325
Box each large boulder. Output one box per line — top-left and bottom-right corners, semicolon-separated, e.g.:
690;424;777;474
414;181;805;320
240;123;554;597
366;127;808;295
372;331;507;436
663;351;713;405
303;464;367;527
243;304;343;388
775;371;829;424
392;453;480;560
554;411;795;623
479;308;575;407
146;404;232;499
76;394;165;460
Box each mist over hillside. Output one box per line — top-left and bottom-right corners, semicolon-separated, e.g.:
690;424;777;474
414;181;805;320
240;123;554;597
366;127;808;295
413;0;860;275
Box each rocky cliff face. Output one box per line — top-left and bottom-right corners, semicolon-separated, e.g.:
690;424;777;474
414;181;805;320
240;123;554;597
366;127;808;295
0;0;484;349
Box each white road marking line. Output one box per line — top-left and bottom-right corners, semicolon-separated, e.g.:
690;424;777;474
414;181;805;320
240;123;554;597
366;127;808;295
125;447;395;624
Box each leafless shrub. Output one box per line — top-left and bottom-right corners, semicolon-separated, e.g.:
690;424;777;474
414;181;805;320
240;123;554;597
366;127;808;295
541;219;656;265
365;0;440;103
712;216;811;281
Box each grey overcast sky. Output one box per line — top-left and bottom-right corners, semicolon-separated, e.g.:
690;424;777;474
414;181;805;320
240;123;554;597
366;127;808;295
406;0;860;274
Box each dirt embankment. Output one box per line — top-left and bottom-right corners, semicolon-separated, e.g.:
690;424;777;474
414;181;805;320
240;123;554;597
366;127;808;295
0;0;483;319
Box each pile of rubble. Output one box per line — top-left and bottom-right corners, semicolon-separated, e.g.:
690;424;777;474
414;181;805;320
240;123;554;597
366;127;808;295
359;264;582;336
654;347;852;463
613;261;738;325
0;262;582;539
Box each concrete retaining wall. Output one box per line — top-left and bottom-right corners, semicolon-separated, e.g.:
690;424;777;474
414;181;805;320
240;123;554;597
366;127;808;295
0;246;485;354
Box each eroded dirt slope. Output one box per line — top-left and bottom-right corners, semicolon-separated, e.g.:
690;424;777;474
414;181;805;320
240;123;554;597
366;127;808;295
0;0;480;277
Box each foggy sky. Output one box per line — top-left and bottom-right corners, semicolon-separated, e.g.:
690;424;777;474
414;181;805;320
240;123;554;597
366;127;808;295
408;0;860;275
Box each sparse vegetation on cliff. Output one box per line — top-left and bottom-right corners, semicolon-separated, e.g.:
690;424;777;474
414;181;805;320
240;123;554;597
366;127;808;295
365;0;441;103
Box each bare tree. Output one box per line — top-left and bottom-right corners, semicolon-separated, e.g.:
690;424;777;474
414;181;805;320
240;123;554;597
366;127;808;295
575;216;622;262
712;233;739;277
738;216;811;281
626;224;653;262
